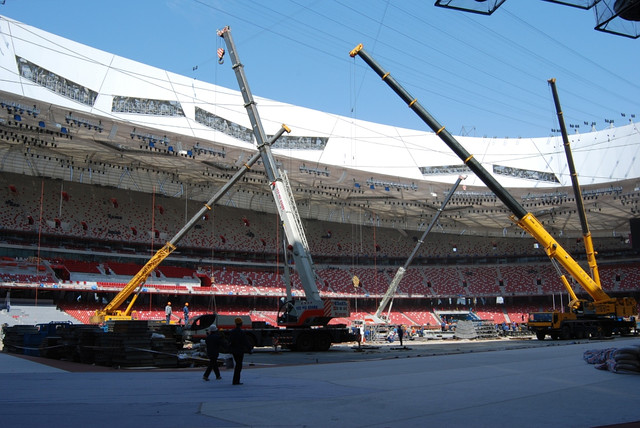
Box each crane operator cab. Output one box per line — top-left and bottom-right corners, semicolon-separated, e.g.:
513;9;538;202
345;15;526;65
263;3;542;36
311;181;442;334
278;298;299;325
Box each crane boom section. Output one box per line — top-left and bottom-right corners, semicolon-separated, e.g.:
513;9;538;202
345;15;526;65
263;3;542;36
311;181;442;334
101;242;176;315
548;78;600;287
92;135;291;322
516;213;609;302
219;26;323;306
350;44;614;305
374;176;463;320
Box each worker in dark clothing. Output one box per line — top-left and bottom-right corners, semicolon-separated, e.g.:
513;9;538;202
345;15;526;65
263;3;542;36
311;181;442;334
203;324;224;381
397;324;404;347
165;301;172;324
183;302;190;326
228;317;252;385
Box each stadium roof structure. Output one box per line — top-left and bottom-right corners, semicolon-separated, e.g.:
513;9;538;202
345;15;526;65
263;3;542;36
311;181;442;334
0;15;639;239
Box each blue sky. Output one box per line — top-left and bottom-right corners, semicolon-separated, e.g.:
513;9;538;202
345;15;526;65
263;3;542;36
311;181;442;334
1;0;639;138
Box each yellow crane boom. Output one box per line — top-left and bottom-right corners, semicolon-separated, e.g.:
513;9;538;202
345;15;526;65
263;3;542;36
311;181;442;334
349;44;637;319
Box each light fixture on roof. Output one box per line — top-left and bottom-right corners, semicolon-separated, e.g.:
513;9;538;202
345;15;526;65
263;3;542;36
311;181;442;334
595;0;640;38
434;0;506;15
130;129;170;145
65;114;103;132
299;164;330;177
436;0;639;37
542;0;599;8
366;178;418;191
0;100;40;117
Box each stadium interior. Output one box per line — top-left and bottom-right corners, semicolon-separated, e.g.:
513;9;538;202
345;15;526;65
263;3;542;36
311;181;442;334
0;14;639;334
1;169;639;330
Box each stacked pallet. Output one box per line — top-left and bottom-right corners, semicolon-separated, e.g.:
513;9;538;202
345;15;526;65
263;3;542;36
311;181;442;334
2;322;75;356
2;324;40;354
454;320;499;340
60;325;104;363
2;321;185;368
150;336;181;368
97;321;154;367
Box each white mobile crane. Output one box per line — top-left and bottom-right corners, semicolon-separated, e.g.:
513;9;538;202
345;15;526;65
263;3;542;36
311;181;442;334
91;27;356;352
217;26;355;351
370;175;464;324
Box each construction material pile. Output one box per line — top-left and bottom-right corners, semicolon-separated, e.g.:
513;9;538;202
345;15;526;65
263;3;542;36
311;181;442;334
583;344;640;374
454;320;499;340
2;320;188;368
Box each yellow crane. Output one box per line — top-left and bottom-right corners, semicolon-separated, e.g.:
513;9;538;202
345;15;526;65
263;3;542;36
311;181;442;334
349;44;637;340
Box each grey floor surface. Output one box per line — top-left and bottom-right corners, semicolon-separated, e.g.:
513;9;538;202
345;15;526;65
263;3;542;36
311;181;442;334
1;339;639;428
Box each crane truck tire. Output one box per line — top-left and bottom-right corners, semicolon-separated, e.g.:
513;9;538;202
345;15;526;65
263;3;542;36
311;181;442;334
313;333;332;352
295;333;314;352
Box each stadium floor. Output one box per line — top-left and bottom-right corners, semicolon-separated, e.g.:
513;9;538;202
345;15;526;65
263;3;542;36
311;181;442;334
1;338;639;428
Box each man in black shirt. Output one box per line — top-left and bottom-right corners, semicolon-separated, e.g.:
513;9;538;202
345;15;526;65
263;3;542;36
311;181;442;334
228;317;252;385
203;324;223;381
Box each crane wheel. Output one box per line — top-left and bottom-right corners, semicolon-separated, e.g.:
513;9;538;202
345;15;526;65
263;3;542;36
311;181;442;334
313;334;331;352
295;333;314;352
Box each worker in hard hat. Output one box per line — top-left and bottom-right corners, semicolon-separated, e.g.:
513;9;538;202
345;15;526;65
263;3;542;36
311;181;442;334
165;301;172;324
183;302;190;326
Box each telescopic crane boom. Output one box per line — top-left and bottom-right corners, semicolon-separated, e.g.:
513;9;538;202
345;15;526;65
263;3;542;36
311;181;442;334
548;78;601;288
373;176;464;323
219;26;349;326
349;44;637;326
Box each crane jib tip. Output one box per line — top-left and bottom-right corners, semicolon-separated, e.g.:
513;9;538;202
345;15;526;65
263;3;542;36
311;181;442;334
349;44;363;57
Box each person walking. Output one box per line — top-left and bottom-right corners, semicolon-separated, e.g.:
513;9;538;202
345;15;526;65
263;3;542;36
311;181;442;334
182;302;189;326
165;301;172;324
228;317;252;385
202;324;223;381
